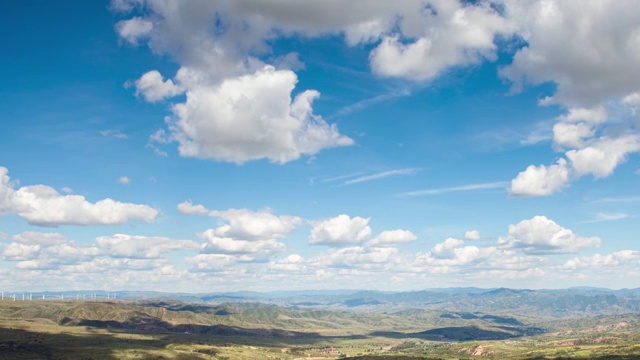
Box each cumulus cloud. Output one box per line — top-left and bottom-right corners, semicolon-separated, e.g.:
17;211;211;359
268;254;306;272
309;214;372;246
176;200;210;215
199;232;286;259
566;135;640;178
161;66;353;164
133;70;183;102
185;254;239;273
499;216;601;254
501;1;640;107
2;232;100;267
207;208;302;241
563;250;640;270
115;17;153;45
182;207;301;263
366;229;417;247
96;234;200;259
370;1;514;81
503;1;640;195
0;166;157;226
509;159;570;197
118;176;131;185
464;230;481;241
311;246;399;270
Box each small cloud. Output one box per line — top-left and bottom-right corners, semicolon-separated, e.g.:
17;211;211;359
118;176;132;185
464;230;481;241
636;169;640;175
100;129;128;139
61;186;73;194
146;143;168;157
270;52;306;71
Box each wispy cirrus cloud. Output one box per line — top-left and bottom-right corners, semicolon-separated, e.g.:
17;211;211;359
342;168;420;186
331;88;411;118
592;196;640;203
399;181;508;197
581;212;630;224
318;172;367;184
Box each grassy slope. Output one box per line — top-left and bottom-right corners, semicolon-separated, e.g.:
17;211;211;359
0;300;640;359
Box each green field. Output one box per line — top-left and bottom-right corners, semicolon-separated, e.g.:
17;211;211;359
1;300;640;359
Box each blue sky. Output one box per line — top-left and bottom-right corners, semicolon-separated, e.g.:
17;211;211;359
1;0;639;292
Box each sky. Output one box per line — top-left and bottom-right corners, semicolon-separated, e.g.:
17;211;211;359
0;0;639;292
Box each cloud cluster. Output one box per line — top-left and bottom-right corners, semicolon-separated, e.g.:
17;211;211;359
2;211;633;290
504;0;640;195
178;203;302;266
0;167;157;226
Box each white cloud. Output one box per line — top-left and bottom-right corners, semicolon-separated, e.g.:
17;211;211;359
96;234;200;259
566;135;640;178
115;17;153;45
12;232;70;246
430;238;465;259
118;176;131;185
464;230;481;241
176;200;209;215
366;229;417;247
0;166;157;226
309;214;372;246
133;70;183;102
199;232;285;259
162;66;353;164
60;186;73;194
503;1;640;197
2;232;100;267
311;246;399;270
370;1;514;81
501;1;640;107
509;159;569;197
563;250;640;270
498;216;601;254
208;208;301;241
185;254;239;273
2;243;41;261
268;254;307;272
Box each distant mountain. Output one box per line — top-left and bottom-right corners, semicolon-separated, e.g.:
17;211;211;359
18;287;640;318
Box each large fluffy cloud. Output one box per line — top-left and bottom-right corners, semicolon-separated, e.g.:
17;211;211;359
309;214;372;246
498;216;601;254
163;66;353;164
501;0;640;107
0;167;157;226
